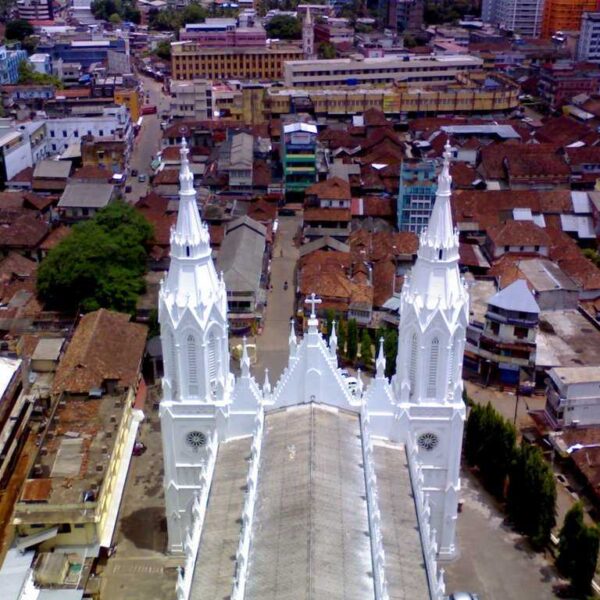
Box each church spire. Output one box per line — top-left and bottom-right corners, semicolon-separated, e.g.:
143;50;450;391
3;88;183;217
424;141;455;250
171;138;211;260
376;337;386;379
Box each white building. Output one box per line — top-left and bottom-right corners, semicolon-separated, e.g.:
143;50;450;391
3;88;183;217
578;12;600;63
169;80;213;121
29;54;52;75
44;105;131;155
545;366;600;428
484;0;545;37
159;140;466;598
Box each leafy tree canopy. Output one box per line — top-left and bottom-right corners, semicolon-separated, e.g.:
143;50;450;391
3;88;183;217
148;2;207;32
318;42;336;59
154;40;171;60
265;15;302;39
91;0;141;24
37;201;153;314
5;19;33;41
18;61;62;88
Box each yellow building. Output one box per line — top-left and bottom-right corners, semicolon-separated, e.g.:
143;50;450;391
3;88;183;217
114;88;141;121
12;310;147;552
265;72;520;119
171;41;304;81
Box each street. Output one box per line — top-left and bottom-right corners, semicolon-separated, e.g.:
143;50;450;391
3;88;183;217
125;75;170;203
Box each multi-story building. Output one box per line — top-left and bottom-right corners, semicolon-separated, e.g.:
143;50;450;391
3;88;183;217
313;17;354;44
36;39;127;69
485;0;546;37
17;0;54;20
267;72;519;119
545;366;600;428
578;12;600;63
380;0;424;32
542;0;595;38
468;280;540;384
29;53;52;75
179;19;267;47
170;80;213;121
539;60;600;110
44;105;131;156
0;125;34;188
283;53;483;88
113;88;141;121
12;310;146;553
282;121;318;194
171;41;303;81
397;159;438;234
0;45;28;85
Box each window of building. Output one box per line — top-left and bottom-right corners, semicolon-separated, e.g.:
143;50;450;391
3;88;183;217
169;332;178;397
427;337;439;397
409;333;417;398
207;332;217;383
187;334;198;396
58;524;72;534
490;321;500;335
514;326;529;339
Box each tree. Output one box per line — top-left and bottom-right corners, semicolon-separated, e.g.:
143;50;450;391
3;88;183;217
403;33;417;48
318;42;336;59
507;443;556;550
360;329;373;368
37;202;153;314
5;19;33;41
265;15;302;39
109;12;122;23
383;329;398;378
571;525;600;597
557;502;585;578
18;61;62;88
347;318;358;361
337;318;347;357
583;248;600;268
155;40;171;61
181;2;207;25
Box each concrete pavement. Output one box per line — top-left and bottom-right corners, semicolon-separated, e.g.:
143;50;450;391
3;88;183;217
252;213;301;383
445;469;562;599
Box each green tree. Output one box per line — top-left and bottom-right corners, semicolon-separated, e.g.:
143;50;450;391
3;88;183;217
572;525;600;597
5;19;34;41
155;40;172;60
265;15;302;39
403;33;417;48
337;318;347;357
37;202;153;314
583;248;600;268
318;42;336;59
464;403;483;466
109;12;122;23
347;318;358;361
181;2;207;25
18;61;62;87
360;329;373;368
557;502;585;578
383;329;398;378
507;444;556;550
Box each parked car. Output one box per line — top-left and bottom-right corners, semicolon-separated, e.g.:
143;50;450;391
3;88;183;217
138;173;147;182
345;377;359;395
448;593;480;600
125;185;132;193
131;169;138;177
133;441;146;456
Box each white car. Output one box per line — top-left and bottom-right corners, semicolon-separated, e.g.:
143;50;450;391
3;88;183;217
345;377;359;394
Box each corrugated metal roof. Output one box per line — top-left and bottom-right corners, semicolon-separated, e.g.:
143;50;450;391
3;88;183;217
488;279;540;314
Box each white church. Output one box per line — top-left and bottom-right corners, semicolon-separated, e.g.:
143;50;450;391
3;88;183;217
159;139;468;600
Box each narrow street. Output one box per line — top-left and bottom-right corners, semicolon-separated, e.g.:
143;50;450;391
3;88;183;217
125;75;170;204
253;214;301;383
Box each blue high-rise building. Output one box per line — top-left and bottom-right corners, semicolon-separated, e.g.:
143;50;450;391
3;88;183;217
0;45;28;85
397;159;438;234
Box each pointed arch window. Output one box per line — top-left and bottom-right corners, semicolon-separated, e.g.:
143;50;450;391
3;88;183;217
448;333;456;393
427;337;440;398
207;332;217;384
169;332;178;398
409;333;417;398
187;334;198;396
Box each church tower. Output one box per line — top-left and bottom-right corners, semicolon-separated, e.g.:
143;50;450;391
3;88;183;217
159;139;232;553
394;141;468;559
303;7;315;59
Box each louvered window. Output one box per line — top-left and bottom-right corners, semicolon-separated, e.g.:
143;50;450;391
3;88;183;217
409;333;417;398
187;335;198;396
427;337;440;398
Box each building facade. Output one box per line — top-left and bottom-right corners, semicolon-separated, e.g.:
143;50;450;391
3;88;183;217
171;42;303;81
17;0;54;20
283;54;483;88
282;121;318;194
539;61;600;110
169;80;213;121
398;158;438;234
179;19;267;47
541;0;596;38
0;45;28;85
159;141;467;600
577;12;600;64
486;0;546;37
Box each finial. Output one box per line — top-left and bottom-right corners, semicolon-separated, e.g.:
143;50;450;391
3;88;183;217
376;336;386;379
263;368;271;395
241;336;250;376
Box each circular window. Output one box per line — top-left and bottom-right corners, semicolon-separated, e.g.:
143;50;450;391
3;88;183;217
417;432;439;452
185;431;207;450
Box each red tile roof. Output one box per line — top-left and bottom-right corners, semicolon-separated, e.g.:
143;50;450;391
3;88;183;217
487;221;551;247
305;176;351;201
304;207;351;222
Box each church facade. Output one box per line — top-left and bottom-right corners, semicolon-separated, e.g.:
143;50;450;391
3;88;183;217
159;140;467;599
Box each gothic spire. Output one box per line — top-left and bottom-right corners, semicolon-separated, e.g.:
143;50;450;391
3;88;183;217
171;138;211;259
376;337;386;379
422;141;457;252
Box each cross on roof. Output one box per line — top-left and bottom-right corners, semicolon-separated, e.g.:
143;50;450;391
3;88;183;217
305;292;322;318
